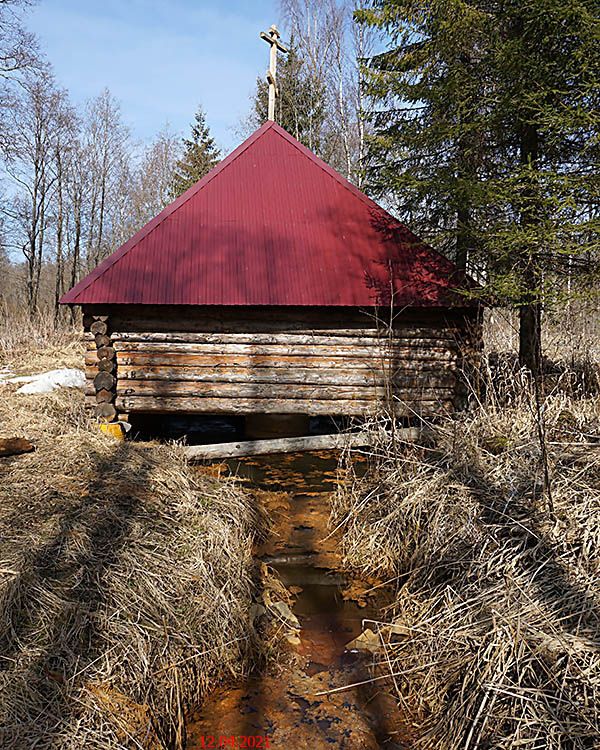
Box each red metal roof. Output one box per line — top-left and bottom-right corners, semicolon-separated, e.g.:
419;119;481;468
61;121;473;308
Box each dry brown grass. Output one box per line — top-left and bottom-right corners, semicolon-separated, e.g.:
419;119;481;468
0;306;83;374
334;386;600;748
0;362;264;747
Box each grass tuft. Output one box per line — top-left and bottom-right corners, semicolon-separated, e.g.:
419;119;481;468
334;389;600;749
0;382;262;748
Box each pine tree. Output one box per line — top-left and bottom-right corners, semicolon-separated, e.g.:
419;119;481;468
359;0;600;374
252;41;326;155
171;107;220;198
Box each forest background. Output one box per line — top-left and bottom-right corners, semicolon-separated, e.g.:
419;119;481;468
0;0;598;373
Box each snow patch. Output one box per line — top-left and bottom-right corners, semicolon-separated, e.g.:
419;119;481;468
9;369;86;394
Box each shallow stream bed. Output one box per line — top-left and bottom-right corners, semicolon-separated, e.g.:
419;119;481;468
187;451;406;749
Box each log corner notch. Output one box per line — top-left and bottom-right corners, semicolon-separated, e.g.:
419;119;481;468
84;312;117;422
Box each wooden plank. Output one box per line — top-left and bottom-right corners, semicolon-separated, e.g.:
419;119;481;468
116;365;456;388
116;380;455;400
116;395;454;417
115;351;457;368
184;430;421;460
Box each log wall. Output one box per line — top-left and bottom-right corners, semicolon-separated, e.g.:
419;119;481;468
83;306;482;419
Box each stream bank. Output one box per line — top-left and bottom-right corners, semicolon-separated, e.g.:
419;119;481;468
187;450;406;749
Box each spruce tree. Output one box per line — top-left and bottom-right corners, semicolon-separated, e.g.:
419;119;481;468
171;106;221;198
359;0;600;374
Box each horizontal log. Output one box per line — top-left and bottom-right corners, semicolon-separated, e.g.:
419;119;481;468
83;314;108;329
115;351;457;368
97;346;115;361
184;430;421;460
85;363;116;380
94;371;116;391
95;388;115;403
94;333;111;349
103;305;472;332
96;403;117;421
116;395;454;417
116;365;456;388
98;358;116;373
109;331;459;346
86;352;458;376
113;341;456;359
116;380;455;401
90;320;108;336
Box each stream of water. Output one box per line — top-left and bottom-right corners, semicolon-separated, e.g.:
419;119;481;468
186;451;405;750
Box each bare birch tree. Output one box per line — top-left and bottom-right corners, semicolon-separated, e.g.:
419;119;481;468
81;89;130;271
278;0;373;184
2;71;64;315
130;124;180;228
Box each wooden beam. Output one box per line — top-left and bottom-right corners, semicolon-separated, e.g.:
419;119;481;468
90;320;108;336
116;394;453;416
116;380;455;400
113;351;458;368
184;429;421;460
112;340;456;358
108;330;459;346
114;364;457;387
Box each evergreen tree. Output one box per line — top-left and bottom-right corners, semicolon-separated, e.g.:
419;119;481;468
252;41;326;155
359;0;600;374
171;106;220;198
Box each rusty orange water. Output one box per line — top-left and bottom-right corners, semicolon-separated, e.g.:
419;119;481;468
187;451;406;750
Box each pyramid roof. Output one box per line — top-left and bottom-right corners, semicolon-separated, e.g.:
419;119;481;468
61;121;473;308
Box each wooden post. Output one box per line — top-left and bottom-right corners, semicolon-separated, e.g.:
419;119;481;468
260;25;288;122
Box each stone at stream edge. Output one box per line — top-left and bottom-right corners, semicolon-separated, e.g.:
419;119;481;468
345;628;381;654
270;600;301;629
0;438;35;457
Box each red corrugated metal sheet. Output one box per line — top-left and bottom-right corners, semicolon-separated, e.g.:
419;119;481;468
61;122;474;307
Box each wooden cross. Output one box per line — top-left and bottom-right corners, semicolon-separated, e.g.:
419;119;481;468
260;25;288;122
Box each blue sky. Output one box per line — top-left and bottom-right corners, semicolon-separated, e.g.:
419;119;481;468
27;0;280;153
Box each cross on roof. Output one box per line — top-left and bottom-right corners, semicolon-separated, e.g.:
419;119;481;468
260;25;289;122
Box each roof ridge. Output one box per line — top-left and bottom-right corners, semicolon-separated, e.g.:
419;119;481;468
62;121;278;304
